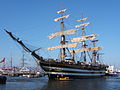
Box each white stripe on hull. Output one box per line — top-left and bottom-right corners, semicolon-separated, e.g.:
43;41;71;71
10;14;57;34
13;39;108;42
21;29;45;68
42;66;105;73
46;72;105;76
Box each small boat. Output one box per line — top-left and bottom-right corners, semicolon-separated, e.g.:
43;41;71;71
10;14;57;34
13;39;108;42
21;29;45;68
0;75;7;84
105;72;118;77
105;65;118;77
0;71;7;84
57;77;71;81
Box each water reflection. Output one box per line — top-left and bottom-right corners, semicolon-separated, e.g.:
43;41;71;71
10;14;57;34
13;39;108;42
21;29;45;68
43;77;120;90
0;76;120;90
44;79;98;90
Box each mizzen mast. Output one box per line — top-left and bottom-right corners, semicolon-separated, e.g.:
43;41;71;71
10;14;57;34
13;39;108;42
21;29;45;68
75;17;90;63
91;40;99;64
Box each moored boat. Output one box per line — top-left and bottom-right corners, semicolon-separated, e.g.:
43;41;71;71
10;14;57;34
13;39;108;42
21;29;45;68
0;75;7;84
56;77;71;81
5;9;107;80
105;65;118;76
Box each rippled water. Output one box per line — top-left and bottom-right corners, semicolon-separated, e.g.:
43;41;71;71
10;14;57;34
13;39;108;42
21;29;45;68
0;76;120;90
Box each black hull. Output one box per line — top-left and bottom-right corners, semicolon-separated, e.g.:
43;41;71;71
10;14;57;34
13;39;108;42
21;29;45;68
39;60;107;80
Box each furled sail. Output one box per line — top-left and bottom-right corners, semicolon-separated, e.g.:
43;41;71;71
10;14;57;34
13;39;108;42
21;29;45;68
76;17;87;22
54;14;70;22
71;34;96;42
70;47;102;53
47;43;78;50
75;22;90;28
49;29;76;39
57;9;67;14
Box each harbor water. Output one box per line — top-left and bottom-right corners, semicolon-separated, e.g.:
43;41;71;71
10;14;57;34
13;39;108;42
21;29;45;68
0;76;120;90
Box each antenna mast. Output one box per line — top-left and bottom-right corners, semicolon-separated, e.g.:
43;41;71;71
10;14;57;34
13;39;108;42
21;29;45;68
21;51;25;67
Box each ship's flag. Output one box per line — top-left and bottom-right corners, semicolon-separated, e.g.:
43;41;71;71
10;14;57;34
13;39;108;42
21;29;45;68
0;58;5;63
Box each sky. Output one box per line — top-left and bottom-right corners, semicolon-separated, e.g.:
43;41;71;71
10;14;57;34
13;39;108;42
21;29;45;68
0;0;120;68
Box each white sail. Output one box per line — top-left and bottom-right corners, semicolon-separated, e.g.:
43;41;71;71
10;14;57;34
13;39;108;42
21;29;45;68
76;18;87;22
70;47;102;53
75;22;90;28
54;14;70;22
57;9;67;14
47;43;78;50
71;34;96;42
49;29;76;39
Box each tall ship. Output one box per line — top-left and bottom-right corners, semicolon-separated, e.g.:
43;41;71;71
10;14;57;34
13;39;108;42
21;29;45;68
5;9;107;80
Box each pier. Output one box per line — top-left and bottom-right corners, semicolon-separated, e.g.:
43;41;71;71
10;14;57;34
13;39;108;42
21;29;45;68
0;67;44;78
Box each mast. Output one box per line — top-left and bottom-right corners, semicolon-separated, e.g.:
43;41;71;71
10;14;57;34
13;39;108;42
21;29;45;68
21;51;25;67
10;56;12;69
60;14;66;61
77;17;88;63
81;23;87;63
10;52;13;70
91;40;98;64
75;17;91;63
54;9;69;61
